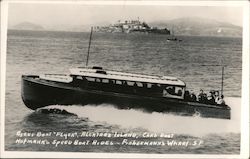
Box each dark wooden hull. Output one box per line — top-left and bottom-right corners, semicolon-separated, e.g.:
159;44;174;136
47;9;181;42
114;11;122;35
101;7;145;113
21;75;231;119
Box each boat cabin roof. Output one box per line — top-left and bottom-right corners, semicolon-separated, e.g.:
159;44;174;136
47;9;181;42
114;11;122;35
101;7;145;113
70;67;186;87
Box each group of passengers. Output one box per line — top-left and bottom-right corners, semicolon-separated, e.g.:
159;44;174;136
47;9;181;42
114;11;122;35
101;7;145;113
184;89;225;105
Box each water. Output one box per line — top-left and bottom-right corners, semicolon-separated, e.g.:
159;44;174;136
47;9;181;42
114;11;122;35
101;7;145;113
5;30;242;154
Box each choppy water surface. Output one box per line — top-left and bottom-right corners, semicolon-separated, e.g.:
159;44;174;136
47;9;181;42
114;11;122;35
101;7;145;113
5;30;242;154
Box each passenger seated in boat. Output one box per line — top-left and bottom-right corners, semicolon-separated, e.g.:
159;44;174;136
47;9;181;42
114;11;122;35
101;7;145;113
167;87;175;95
210;90;215;96
207;92;215;104
190;91;197;102
198;89;205;102
217;95;226;105
214;91;220;103
177;89;182;96
184;90;190;101
203;93;208;103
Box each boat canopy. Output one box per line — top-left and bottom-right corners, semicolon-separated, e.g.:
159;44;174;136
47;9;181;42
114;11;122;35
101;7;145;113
40;74;73;83
70;68;186;87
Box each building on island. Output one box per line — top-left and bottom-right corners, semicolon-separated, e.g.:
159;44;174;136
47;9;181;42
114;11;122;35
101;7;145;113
93;19;171;35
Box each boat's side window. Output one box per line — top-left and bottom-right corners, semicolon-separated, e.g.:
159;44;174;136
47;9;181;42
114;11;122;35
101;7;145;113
176;87;183;96
95;78;101;83
147;83;152;88
136;82;143;87
165;86;184;97
110;80;115;84
166;86;175;95
116;80;123;85
86;77;95;82
102;79;109;83
127;81;135;86
76;76;83;80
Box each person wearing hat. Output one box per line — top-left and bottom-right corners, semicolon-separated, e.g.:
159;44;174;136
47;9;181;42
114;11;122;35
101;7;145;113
190;90;197;102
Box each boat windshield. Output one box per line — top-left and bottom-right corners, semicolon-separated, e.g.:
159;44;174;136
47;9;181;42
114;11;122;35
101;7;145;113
163;85;185;99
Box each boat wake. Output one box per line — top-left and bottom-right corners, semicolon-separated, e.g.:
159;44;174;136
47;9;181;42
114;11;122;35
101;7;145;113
39;97;241;136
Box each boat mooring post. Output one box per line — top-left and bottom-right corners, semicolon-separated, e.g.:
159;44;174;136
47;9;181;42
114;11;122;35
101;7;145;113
86;27;93;67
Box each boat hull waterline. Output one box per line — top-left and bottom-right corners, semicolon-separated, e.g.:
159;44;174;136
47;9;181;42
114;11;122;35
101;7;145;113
21;75;231;119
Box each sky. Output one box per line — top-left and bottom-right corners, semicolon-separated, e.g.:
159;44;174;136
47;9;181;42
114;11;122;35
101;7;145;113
8;3;243;28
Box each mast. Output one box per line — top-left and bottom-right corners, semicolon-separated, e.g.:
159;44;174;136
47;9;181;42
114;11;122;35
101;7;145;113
200;64;225;95
86;27;93;66
221;66;224;95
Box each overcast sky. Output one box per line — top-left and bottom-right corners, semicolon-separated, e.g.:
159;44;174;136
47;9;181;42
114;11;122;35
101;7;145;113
8;3;243;27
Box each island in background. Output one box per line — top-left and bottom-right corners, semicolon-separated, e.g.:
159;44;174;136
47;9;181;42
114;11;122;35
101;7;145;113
93;19;171;35
8;17;242;37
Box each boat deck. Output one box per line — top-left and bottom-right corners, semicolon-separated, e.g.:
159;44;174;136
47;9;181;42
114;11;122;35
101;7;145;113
70;67;186;86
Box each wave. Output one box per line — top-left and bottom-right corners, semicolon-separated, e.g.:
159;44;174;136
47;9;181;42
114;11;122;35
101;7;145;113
41;97;241;137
